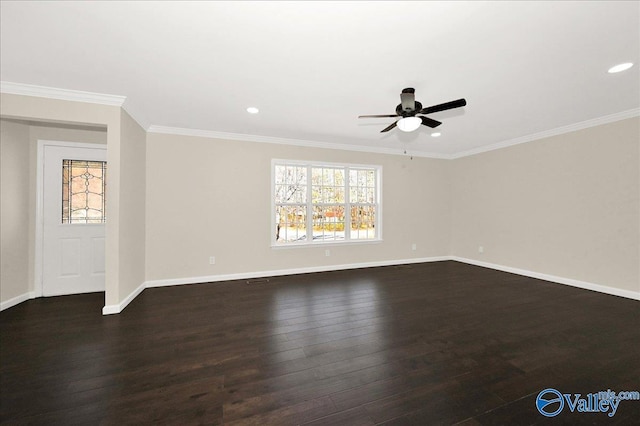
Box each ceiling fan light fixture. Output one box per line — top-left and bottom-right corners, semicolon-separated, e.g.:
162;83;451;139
397;117;422;132
607;62;633;73
431;132;441;137
246;106;259;114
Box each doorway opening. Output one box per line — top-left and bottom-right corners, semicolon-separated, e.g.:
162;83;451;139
36;140;107;297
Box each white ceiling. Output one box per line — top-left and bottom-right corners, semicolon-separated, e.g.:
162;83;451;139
1;1;638;157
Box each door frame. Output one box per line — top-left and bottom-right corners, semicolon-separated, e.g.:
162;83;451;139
35;140;108;297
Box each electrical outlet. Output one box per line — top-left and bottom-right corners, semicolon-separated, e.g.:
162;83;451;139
209;256;216;264
325;249;330;257
411;243;417;251
478;246;484;254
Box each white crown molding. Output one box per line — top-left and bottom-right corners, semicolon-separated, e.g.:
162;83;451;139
148;106;639;160
1;81;150;132
0;81;126;107
3;81;637;159
451;108;640;159
147;125;451;159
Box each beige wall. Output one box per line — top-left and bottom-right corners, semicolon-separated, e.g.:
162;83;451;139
451;117;640;293
145;133;451;281
117;109;146;300
2;92;638;310
1;119;30;302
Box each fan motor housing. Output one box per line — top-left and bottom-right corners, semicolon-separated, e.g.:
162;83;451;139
396;101;422;117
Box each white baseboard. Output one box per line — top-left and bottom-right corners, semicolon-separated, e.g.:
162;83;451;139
451;256;640;301
102;282;146;315
145;256;450;288
101;255;637;315
0;291;36;311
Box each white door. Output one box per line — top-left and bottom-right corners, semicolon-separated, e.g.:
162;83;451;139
42;143;107;296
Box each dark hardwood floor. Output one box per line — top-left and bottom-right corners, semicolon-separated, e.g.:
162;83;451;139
1;261;639;425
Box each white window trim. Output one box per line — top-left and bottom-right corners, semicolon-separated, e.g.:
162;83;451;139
271;159;383;248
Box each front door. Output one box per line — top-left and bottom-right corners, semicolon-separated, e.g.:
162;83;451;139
42;143;107;296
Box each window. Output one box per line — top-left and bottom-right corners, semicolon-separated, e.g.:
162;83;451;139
273;160;381;246
62;159;107;224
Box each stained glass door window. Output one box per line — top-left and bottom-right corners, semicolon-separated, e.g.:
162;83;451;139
62;160;107;224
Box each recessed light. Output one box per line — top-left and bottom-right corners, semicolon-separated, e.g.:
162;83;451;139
431;132;441;137
246;107;259;114
608;63;633;74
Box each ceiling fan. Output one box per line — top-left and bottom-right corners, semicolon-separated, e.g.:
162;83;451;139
359;88;467;133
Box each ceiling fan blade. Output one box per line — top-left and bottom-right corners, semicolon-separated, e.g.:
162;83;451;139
420;116;442;128
358;114;398;118
380;121;398;133
400;88;415;111
420;98;467;114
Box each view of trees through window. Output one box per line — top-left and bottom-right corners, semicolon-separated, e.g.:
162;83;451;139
274;162;379;245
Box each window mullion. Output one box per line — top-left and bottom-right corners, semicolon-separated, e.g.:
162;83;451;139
306;165;313;243
345;166;351;241
376;167;380;239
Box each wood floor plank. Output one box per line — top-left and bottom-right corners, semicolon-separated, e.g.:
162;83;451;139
301;406;374;426
1;261;638;424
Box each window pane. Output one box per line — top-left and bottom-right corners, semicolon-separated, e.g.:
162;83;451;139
349;168;376;204
311;167;345;204
350;205;376;240
322;186;337;204
62;160;107;224
366;188;375;203
275;165;286;185
334;169;345;186
312;205;345;242
275;183;306;204
275;205;307;243
274;166;307;204
349;169;357;187
312;185;321;204
275;165;306;186
322;168;333;185
357;188;366;203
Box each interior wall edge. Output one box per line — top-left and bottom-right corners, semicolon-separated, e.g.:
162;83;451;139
102;280;145;315
144;256;450;289
451;256;640;301
0;292;35;312
145;257;640;302
5;255;637;315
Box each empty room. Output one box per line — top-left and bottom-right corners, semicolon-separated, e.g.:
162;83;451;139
1;1;638;425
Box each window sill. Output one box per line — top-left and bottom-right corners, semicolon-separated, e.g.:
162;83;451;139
271;239;383;249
